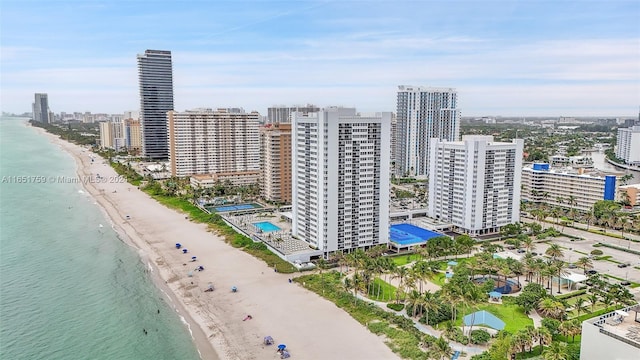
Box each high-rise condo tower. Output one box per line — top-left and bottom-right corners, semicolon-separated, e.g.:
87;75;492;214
292;107;391;255
396;86;459;178
137;49;174;159
32;93;50;124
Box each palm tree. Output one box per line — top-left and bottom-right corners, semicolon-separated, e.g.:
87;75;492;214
535;326;552;355
391;266;409;304
440;287;463;321
615;214;629;240
538;298;565;320
542;341;569;360
588;293;600;313
573;297;588;317
512;331;530;355
575;256;593;274
316;258;328;295
545;243;564;261
431;336;453;360
422;291;439;326
550;206;562;227
554;260;569;294
406;290;423;317
442;321;458;342
568;319;582;342
522;236;536;253
584;211;595;231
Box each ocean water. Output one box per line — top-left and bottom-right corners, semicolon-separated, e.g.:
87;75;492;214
0;118;201;360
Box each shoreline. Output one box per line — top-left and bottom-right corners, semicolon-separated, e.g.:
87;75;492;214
33;124;219;360
31;122;398;360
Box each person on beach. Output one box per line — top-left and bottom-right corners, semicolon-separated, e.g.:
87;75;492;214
243;315;252;321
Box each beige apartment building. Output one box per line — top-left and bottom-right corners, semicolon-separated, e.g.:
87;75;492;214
259;123;292;204
167;108;260;177
618;183;640;207
521;163;618;212
124;118;142;154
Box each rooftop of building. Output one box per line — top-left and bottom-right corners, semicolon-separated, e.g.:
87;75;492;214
620;183;640;190
586;304;640;347
524;163;623;178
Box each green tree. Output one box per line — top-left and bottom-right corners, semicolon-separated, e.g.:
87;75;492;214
575;257;593;274
431;336;453;360
543;341;569;360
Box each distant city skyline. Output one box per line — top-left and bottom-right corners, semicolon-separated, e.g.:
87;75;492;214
1;1;639;117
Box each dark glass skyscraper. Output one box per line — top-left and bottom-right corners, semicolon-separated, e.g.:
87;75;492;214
33;93;50;123
137;50;174;159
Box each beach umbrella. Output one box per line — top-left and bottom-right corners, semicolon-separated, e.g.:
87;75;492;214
278;344;286;350
175;243;182;249
183;248;188;253
191;256;197;261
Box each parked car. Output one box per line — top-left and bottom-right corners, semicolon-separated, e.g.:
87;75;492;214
620;281;631;286
568;263;577;269
586;270;598;275
516;248;526;253
617;263;629;268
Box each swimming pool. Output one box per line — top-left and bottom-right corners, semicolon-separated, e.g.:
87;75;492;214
389;224;443;245
473;276;521;294
254;221;281;233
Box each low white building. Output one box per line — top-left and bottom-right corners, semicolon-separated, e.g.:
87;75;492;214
580;304;640;360
521;163;619;211
190;171;260;188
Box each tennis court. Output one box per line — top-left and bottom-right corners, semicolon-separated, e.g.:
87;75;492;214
213;203;261;212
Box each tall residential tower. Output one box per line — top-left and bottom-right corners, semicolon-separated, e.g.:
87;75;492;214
428;135;523;235
32;93;50;124
167;108;260;178
615;126;640;166
396;86;459;178
259;123;292;204
292;107;391;255
137;49;174;159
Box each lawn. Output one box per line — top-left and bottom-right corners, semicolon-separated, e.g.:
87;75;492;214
367;278;398;302
430;272;447;287
565;295;623;318
390;254;421;266
455;302;533;334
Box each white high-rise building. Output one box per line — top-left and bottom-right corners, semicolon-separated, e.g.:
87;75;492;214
396;85;460;178
292;107;391;254
616;126;640;166
167;108;260;177
428;135;524;235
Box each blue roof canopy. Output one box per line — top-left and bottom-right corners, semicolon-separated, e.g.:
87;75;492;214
463;310;505;330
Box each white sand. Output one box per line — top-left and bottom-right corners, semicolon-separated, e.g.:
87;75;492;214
40;127;398;360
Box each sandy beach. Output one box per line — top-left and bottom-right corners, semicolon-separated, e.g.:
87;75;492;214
38;126;398;360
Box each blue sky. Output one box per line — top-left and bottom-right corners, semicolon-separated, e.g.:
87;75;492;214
1;0;639;116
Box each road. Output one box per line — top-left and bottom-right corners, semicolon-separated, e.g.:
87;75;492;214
521;219;640;285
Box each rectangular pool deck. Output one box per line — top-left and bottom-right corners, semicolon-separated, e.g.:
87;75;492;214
253;221;281;233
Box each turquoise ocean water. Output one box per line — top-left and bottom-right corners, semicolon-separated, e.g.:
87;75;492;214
0;118;201;360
